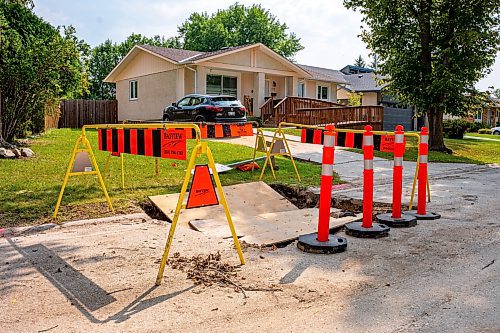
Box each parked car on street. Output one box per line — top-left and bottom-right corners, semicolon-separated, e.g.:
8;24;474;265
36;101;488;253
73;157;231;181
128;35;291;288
491;126;500;135
162;94;247;123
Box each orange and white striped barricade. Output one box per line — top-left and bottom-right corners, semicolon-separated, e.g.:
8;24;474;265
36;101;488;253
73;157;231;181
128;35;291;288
376;125;417;227
297;125;347;254
345;125;390;238
405;127;441;220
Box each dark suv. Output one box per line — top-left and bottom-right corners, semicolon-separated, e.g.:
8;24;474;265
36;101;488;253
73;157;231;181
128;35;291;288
163;94;247;123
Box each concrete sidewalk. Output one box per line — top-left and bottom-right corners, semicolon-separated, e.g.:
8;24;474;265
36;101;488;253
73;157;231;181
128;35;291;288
464;135;500;142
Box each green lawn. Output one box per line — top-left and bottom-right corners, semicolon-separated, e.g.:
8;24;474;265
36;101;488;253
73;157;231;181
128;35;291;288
264;127;499;164
465;133;500;140
0;129;333;228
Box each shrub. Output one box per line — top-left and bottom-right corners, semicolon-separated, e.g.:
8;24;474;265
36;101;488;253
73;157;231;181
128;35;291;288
443;119;470;139
468;122;486;133
478;128;491;134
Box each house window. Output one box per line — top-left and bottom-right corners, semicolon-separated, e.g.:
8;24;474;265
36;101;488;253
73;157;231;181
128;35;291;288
317;85;329;100
206;74;237;97
474;111;482;122
129;80;138;100
298;81;305;97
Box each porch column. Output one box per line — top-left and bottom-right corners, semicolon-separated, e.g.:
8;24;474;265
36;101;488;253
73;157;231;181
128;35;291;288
176;67;185;100
253;72;265;117
286;76;298;96
196;66;207;94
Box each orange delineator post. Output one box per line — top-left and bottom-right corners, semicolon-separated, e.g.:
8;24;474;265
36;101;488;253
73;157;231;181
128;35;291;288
317;125;336;242
345;125;390;237
417;127;429;215
297;124;347;254
392;125;405;218
362;125;374;228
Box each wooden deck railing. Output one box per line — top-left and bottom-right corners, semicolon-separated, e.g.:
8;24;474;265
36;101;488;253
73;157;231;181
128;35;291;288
264;96;342;124
260;97;274;123
289;105;384;130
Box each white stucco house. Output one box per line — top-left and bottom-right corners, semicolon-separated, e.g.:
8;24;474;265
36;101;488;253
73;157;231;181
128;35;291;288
104;43;346;121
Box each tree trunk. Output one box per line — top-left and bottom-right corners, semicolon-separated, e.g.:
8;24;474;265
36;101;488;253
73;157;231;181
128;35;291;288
427;107;448;152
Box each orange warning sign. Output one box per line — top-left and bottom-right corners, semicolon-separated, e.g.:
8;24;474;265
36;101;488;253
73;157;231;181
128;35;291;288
186;165;219;209
162;129;187;160
380;135;406;153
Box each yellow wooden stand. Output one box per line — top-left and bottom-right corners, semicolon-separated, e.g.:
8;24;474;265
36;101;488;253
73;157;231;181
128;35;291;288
155;141;245;285
255;127;301;182
53;133;113;219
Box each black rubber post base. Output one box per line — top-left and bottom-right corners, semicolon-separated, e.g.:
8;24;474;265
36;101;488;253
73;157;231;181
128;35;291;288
405;210;441;220
376;212;417;228
344;221;390;238
297;233;347;254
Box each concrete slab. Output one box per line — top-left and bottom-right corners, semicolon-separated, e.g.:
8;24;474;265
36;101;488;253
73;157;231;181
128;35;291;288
148;181;298;226
189;208;362;246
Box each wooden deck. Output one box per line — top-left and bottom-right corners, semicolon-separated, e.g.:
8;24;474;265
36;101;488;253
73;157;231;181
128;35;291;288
260;97;383;130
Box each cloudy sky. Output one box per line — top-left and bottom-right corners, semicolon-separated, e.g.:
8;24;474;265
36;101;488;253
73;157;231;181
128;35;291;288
34;0;499;91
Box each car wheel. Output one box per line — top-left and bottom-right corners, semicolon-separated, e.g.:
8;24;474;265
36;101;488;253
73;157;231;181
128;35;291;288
163;114;172;122
494;131;500;135
194;115;206;123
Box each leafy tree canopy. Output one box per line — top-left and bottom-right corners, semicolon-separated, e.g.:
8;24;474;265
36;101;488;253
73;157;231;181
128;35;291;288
178;3;304;59
344;0;500;150
0;1;87;143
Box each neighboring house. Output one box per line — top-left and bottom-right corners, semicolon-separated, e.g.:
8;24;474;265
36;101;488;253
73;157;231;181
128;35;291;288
337;70;387;107
337;65;416;130
104;43;346;121
469;96;500;126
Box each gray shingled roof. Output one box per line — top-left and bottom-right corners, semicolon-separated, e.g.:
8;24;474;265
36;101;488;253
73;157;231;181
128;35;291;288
297;64;347;84
342;72;387;92
139;45;204;62
139;44;252;63
187;44;252;62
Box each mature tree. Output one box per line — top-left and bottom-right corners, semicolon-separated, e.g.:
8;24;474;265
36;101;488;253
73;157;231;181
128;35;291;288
88;33;180;99
494;88;500;99
0;1;87;143
353;55;366;67
347;91;363;106
370;53;380;70
344;0;500;151
178;3;304;59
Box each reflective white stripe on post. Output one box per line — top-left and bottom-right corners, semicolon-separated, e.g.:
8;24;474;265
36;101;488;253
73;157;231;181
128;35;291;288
363;135;374;146
394;156;403;166
322;164;334;176
420;155;428;164
421;135;429;144
395;134;404;143
324;134;335;147
364;159;374;170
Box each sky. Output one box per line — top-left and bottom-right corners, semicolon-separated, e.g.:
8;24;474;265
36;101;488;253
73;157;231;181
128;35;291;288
33;0;499;91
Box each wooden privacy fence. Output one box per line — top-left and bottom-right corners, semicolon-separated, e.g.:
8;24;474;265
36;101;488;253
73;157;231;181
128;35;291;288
261;96;342;125
289;105;384;130
58;99;117;128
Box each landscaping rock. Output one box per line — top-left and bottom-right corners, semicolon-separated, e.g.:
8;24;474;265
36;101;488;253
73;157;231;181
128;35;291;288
12;148;22;157
0;148;16;159
21;148;35;158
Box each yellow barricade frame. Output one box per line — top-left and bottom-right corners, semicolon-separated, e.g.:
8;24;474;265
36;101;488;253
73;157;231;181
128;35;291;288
53;123;245;286
252;127;301;182
257;122;430;210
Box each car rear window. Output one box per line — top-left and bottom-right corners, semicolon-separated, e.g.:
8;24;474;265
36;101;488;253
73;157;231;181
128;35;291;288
211;97;239;106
